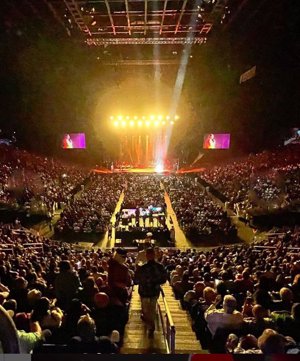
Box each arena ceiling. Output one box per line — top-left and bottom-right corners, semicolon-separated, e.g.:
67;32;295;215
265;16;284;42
0;0;298;157
1;0;292;63
1;0;239;45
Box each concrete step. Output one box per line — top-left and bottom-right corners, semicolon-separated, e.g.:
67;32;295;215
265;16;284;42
122;284;202;354
175;346;202;352
122;347;166;354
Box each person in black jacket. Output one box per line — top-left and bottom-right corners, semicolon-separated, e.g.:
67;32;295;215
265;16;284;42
134;247;167;337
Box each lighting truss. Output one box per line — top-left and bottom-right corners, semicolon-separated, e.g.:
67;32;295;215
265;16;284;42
86;37;206;45
41;0;229;45
63;0;91;35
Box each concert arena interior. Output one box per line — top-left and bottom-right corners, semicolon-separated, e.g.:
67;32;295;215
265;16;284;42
0;0;300;358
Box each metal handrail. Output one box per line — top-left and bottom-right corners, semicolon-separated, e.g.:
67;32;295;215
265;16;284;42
158;288;176;354
157;300;169;353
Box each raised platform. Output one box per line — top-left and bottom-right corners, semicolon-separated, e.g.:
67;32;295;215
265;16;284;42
92;167;206;174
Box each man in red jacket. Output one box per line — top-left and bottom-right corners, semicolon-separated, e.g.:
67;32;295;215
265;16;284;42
108;248;131;305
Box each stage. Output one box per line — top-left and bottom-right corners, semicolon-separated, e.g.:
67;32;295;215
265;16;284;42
93;167;206;174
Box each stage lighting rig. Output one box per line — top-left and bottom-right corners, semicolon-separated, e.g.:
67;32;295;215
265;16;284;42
110;115;179;128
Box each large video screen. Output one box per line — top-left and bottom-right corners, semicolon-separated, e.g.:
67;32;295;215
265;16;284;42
62;133;86;149
203;133;230;149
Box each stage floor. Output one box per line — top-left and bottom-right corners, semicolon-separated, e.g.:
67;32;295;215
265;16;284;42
116;167;174;173
93;167;205;174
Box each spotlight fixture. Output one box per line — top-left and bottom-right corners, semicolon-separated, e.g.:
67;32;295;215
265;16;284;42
109;114;179;128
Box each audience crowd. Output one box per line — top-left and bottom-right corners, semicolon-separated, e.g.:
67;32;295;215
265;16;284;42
163;175;236;239
164;228;300;354
0;145;88;212
0;144;299;355
56;175;124;234
0;222;299;354
201;145;300;215
122;175;165;209
0;223;136;353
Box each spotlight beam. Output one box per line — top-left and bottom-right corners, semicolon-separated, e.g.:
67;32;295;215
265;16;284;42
166;0;202;164
175;0;188;34
171;0;202;115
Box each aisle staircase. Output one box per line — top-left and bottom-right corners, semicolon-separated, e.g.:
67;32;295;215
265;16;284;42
121;283;205;354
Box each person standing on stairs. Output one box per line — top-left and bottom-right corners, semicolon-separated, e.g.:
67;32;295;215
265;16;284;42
134;247;167;338
135;232;154;266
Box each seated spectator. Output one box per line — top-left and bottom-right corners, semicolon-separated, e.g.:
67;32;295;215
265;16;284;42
292;274;300;302
233;334;261;354
91;292;111;337
170;265;183;286
205;295;243;337
31;297;63;330
70;314;115;353
190;287;217;347
63;298;89;342
9;277;29;313
272;287;294;312
193;281;206;300
253;277;273;310
78;277;99;310
244;304;275;337
234;270;254;294
0;305;48;353
173;271;194;300
258;329;286;355
273;303;300;342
